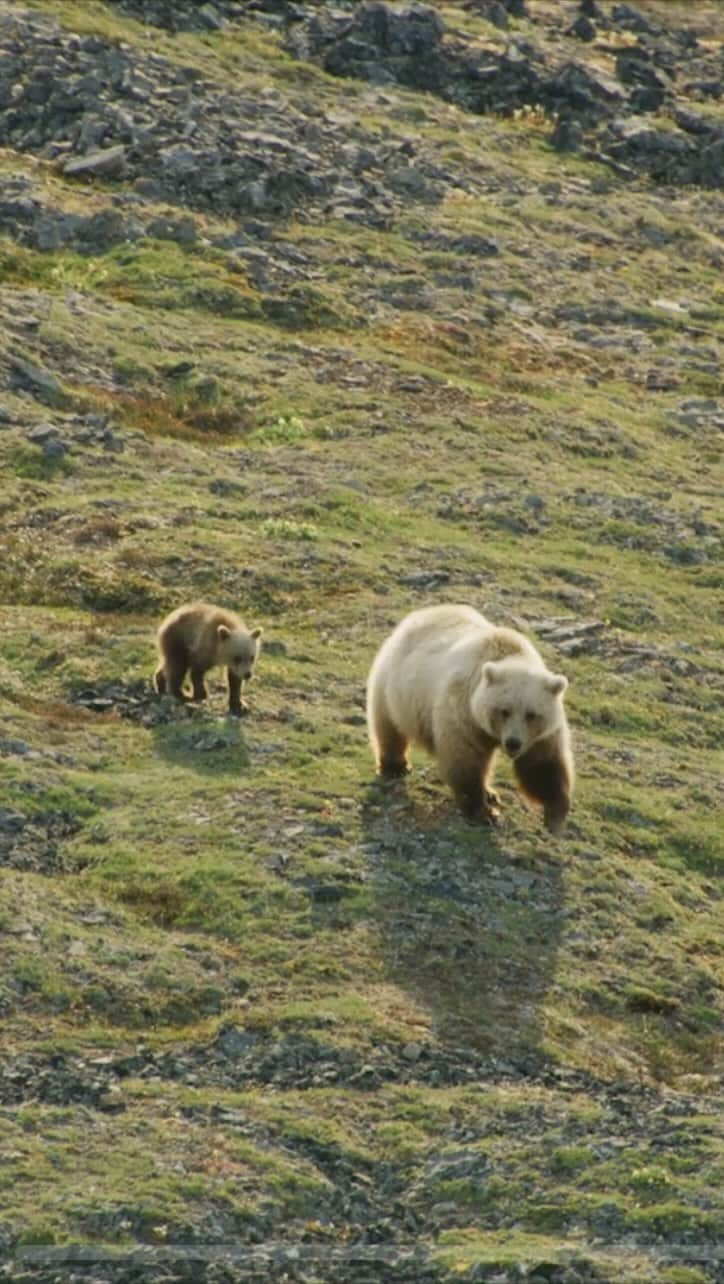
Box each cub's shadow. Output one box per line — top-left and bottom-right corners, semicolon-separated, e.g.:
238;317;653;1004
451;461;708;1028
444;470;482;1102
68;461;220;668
151;704;251;776
361;772;564;1060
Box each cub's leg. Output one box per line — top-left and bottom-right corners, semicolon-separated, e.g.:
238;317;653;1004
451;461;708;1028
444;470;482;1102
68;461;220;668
166;656;189;701
190;666;209;703
156;636;189;702
227;670;247;718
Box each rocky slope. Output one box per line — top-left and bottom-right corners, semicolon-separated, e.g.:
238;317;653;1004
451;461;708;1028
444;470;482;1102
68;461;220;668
0;1;722;1282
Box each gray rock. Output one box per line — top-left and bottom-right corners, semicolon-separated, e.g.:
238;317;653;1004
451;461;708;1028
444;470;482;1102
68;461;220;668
616;48;668;112
0;739;31;756
33;212;81;250
611;3;657;35
146;214;197;244
402;1041;423;1062
0;808;26;834
64;144;127;178
11;358;61;398
551;117;583;152
26;426;68;460
198;3;224;30
569;14;596;41
26;423;59;444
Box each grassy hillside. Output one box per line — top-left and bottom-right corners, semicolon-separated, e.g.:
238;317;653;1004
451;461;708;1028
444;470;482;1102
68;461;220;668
0;1;722;1281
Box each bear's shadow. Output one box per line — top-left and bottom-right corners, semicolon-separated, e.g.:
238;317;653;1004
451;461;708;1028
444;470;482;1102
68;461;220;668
151;704;251;776
361;770;564;1061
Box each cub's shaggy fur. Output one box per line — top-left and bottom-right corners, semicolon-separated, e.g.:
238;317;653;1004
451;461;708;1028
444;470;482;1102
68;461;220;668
367;604;573;833
154;603;262;717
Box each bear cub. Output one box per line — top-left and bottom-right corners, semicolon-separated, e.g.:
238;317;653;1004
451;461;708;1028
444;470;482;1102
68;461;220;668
366;604;573;834
154;603;262;717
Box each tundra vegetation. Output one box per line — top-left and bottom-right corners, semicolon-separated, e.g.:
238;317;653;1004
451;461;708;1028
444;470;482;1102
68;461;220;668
0;1;722;1281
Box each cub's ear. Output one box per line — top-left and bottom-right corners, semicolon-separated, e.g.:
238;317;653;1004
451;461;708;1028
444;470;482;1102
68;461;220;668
250;627;263;641
546;673;568;696
217;624;231;642
483;662;500;684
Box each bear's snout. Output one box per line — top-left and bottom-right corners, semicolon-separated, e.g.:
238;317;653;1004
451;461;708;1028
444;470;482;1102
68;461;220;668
504;736;522;756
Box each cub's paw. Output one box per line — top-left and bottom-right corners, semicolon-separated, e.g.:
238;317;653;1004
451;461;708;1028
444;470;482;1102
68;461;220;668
227;701;249;719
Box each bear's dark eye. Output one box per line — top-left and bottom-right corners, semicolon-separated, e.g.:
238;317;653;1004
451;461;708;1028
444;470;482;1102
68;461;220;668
525;711;537;723
499;708;511;720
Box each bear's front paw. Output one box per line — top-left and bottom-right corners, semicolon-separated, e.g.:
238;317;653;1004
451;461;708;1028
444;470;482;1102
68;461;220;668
378;759;410;779
459;798;499;825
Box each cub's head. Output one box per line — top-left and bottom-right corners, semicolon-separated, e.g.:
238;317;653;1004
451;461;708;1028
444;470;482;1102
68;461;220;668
217;624;263;681
473;659;568;759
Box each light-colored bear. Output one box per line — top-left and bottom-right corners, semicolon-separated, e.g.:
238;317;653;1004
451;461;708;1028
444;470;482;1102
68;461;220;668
366;604;573;833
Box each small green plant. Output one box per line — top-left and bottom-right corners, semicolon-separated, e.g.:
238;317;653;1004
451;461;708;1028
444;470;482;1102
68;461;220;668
551;1146;593;1174
254;414;309;444
8;444;72;480
262;518;319;541
628;1165;674;1198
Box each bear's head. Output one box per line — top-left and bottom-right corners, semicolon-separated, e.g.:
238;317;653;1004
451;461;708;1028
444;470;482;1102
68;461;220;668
472;659;568;759
217;623;263;681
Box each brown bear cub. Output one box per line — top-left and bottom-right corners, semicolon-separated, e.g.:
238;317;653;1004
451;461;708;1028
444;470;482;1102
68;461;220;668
154;603;262;717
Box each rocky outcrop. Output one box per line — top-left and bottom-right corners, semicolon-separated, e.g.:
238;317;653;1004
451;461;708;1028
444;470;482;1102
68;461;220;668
285;1;724;188
0;9;492;228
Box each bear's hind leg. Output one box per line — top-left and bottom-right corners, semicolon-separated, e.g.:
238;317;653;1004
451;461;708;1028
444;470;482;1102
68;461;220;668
162;639;190;702
167;659;189;701
190;666;209;703
371;711;409;778
155;656;188;700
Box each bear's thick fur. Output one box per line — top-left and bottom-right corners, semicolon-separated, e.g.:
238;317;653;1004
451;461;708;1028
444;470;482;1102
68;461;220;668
154;603;262;717
366;604;573;833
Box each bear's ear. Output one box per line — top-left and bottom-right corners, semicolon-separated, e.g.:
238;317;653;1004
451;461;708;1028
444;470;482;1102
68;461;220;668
217;624;231;642
483;662;500;684
250;627;263;641
546;673;568;697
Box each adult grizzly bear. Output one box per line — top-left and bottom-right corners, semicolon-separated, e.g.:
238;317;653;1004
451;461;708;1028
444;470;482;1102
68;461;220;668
367;604;573;833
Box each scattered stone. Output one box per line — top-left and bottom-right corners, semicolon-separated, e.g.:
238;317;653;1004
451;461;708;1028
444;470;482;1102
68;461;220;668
68;678;171;725
10;356;61;398
611;3;658;36
0;739;32;756
402;1041;424;1062
399;570;451;588
551;117;583;151
63;144;128;179
0;807;80;875
569;14;596;42
26;423;68;459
